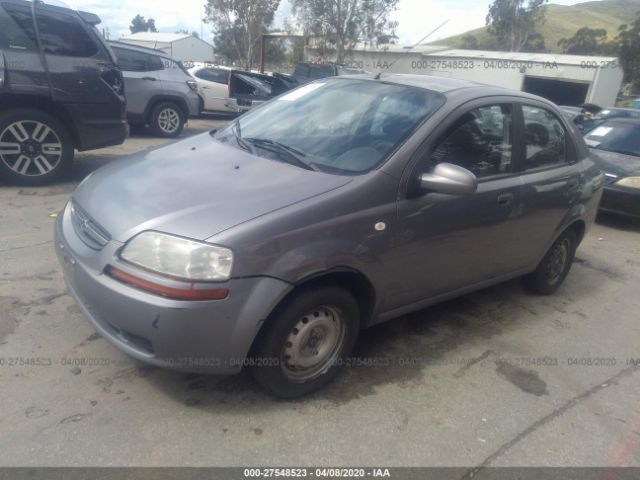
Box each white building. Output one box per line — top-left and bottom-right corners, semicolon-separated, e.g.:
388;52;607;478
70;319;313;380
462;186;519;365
306;44;624;107
119;32;216;64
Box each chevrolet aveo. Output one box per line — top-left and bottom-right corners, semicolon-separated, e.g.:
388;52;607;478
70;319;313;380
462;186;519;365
55;75;604;397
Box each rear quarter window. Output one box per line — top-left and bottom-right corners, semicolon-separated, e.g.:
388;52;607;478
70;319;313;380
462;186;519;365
36;10;99;57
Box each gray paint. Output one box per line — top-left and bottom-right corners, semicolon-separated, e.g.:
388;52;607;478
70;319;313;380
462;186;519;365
56;74;604;373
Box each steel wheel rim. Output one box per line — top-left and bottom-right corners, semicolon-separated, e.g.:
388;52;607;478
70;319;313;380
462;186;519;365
0;120;62;176
281;305;347;382
158;108;180;133
546;238;570;284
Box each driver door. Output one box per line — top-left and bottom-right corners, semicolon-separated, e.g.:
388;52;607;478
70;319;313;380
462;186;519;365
385;102;526;310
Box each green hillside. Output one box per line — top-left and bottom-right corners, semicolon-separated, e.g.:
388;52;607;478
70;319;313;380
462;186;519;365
432;0;640;53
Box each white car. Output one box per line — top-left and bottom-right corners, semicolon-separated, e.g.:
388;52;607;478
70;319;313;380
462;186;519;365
188;65;298;114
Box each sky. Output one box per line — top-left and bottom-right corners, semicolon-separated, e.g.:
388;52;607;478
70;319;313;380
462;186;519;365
68;0;591;46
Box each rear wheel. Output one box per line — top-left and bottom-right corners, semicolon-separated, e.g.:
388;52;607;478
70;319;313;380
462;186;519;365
149;102;185;138
0;109;73;185
250;286;360;398
525;229;577;295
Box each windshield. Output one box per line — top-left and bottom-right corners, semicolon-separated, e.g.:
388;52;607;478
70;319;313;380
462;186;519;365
584;122;640;157
215;79;445;174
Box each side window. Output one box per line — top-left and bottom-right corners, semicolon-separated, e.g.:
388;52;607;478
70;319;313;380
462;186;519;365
36;11;98;57
0;4;38;51
196;68;228;84
146;54;165;71
113;48;162;72
113;47;146;71
523;105;567;170
428;104;513;179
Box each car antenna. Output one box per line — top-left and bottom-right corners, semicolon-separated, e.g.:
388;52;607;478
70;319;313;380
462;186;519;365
374;19;449;80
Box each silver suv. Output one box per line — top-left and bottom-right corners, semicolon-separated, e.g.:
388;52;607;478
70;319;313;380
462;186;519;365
109;41;199;138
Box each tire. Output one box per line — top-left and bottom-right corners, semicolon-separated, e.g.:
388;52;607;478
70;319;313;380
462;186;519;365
525;229;577;295
149;102;185;138
0;108;73;185
250;286;360;398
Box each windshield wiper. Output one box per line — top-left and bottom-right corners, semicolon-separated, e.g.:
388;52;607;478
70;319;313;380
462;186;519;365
244;138;317;171
233;120;254;153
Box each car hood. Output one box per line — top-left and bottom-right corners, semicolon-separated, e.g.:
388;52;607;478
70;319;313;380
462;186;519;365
72;132;352;243
591;148;640;177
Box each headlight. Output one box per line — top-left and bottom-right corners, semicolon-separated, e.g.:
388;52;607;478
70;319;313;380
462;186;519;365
616;176;640;189
120;231;233;281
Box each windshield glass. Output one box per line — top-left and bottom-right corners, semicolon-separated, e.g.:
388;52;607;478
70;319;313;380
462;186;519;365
215;79;445;174
584;122;640;157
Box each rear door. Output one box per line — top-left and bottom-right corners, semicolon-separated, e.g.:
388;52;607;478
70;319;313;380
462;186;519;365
193;67;230;111
387;101;525;309
111;46;164;117
34;3;116;104
515;102;584;266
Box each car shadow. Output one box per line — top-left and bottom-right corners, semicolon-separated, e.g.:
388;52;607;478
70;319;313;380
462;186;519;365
142;270;602;408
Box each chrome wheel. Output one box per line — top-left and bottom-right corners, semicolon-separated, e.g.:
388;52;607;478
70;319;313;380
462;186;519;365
545;238;570;284
281;306;346;382
0;120;62;176
157;108;180;134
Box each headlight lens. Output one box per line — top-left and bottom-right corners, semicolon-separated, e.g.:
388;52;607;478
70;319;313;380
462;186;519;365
616;176;640;189
120;232;233;281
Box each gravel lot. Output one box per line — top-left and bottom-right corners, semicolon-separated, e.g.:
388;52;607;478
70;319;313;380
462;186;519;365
1;116;639;469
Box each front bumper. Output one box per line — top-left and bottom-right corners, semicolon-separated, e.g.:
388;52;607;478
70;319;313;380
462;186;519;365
54;203;291;374
600;185;640;219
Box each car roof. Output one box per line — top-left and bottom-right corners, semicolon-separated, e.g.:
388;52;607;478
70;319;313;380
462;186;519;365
107;41;172;60
334;74;554;104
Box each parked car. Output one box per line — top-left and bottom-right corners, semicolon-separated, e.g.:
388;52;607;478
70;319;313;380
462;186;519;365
559;106;597;133
189;65;297;114
291;61;366;84
109;41;199;138
55;75;604;398
0;0;127;185
585;118;640;218
592;107;640;123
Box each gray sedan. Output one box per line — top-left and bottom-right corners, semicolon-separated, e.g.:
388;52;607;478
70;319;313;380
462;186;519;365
55;75;604;397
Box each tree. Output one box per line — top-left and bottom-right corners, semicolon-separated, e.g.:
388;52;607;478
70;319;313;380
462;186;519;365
523;32;545;52
486;0;548;52
460;34;478;50
558;27;607;55
129;14;158;34
205;0;280;70
616;10;640;90
292;0;399;63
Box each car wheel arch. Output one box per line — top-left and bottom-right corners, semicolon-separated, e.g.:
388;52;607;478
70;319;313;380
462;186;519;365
144;96;188;123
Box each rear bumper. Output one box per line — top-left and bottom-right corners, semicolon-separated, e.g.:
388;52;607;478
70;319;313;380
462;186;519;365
54;205;291;374
600;186;640;219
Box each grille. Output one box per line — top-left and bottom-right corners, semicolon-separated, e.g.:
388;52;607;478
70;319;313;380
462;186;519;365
70;201;111;250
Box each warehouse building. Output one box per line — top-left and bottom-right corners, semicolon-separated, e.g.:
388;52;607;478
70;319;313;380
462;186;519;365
306;44;624;107
119;32;216;64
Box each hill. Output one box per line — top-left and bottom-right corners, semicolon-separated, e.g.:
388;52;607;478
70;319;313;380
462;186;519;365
432;0;640;53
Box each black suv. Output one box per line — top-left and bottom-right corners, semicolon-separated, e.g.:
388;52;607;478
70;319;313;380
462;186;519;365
0;0;128;185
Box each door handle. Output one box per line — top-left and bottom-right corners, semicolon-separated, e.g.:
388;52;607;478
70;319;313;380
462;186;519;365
142;77;157;81
497;192;514;207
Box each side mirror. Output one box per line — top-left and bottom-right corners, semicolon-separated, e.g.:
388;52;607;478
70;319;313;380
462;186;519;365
419;163;478;196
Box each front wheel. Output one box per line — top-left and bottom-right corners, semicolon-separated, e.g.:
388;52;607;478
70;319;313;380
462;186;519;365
250;286;360;398
0;109;73;185
525;229;577;295
149;102;185;138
